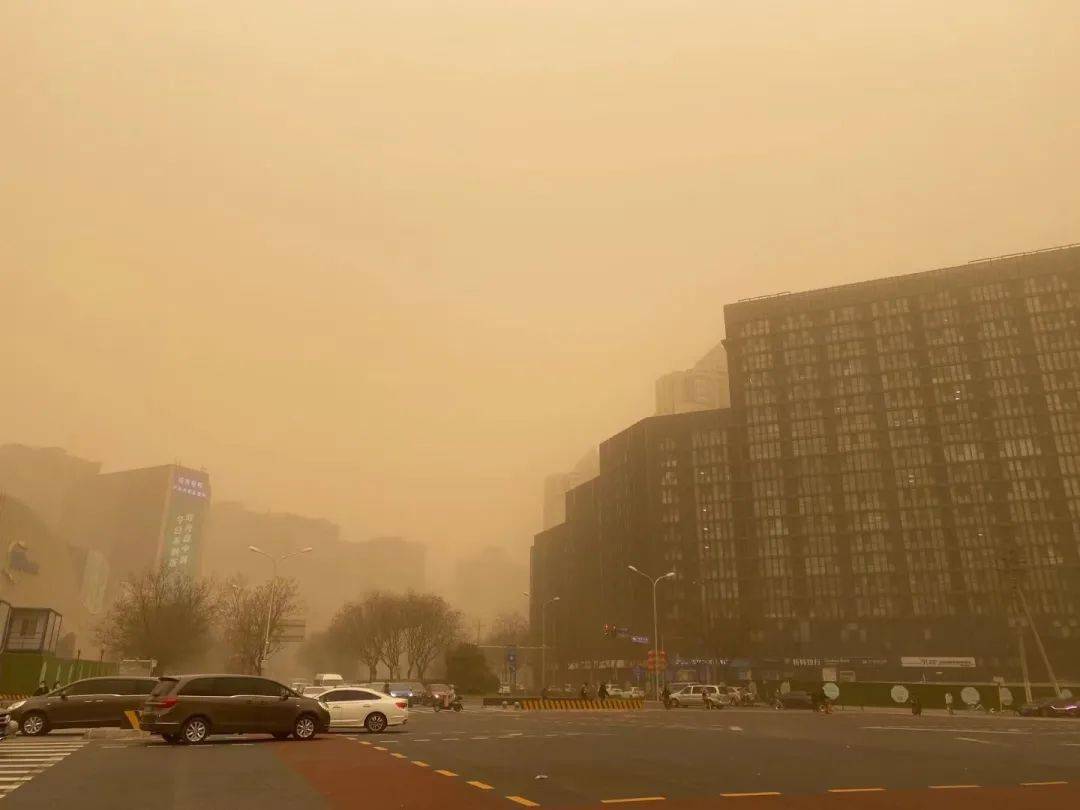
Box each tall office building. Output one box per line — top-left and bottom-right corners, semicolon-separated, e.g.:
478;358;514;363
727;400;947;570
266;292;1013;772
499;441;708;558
62;464;212;591
532;244;1080;681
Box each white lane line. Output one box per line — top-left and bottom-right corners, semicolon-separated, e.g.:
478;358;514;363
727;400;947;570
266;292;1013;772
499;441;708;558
864;726;1026;735
956;737;995;745
729;726;743;732
1022;780;1067;786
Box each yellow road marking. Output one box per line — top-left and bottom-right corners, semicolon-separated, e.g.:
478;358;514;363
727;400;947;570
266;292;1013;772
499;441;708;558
390;752;406;759
359;741;371;746
411;761;429;767
930;785;979;789
467;781;494;790
720;792;781;798
828;788;885;793
600;799;665;804
507;798;540;808
1022;781;1067;786
435;769;458;777
373;746;387;751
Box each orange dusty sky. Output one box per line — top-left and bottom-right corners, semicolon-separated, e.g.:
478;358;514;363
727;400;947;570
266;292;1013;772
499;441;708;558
3;2;1079;569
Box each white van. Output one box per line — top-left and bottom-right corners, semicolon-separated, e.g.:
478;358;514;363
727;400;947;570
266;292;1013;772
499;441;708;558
313;673;345;688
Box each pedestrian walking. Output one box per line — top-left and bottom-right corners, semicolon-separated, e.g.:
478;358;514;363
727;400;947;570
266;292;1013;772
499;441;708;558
540;686;549;701
944;691;954;715
910;693;922;716
579;682;589;701
661;684;672;709
598;682;609;701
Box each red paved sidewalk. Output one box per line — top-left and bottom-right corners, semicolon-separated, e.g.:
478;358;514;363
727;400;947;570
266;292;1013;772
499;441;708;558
273;736;515;810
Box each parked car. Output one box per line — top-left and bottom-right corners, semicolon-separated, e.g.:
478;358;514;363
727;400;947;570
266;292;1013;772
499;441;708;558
9;676;158;736
668;684;728;708
775;690;816;710
0;708;14;742
386;682;426;707
605;685;630;699
1016;696;1080;717
139;674;330;744
316;686;408;732
628;686;646;699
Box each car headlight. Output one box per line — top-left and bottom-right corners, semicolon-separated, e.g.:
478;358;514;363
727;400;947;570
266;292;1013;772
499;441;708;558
7;701;25;712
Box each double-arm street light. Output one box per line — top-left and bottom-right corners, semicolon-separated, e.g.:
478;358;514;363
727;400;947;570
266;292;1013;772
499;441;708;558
524;592;561;689
628;565;675;701
248;545;312;669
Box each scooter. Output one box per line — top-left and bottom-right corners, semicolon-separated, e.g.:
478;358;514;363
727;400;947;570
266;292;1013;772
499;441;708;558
434;696;463;712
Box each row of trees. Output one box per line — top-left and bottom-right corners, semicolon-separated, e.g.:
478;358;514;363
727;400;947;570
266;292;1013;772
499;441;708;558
97;567;300;675
99;568;514;690
305;592;461;682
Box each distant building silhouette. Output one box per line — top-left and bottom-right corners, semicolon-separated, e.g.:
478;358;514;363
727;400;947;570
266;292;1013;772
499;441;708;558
655;342;730;416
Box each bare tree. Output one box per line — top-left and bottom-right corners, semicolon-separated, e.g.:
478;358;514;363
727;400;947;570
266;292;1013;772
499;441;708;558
402;592;461;681
370;593;406;678
220;575;301;675
329;599;382;681
484;611;529;647
97;566;218;674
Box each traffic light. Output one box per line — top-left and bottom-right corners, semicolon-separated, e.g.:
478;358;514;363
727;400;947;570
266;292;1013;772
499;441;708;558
602;623;616;638
646;649;667;671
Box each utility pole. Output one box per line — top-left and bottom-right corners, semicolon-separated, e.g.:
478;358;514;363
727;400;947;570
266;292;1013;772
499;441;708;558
1018;622;1032;705
1016;587;1062;698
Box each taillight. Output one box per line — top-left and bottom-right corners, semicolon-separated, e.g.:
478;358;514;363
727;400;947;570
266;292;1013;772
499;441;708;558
395;701;408;710
153;697;179;710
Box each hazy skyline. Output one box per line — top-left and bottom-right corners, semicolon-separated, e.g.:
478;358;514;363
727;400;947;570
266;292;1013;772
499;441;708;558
4;2;1079;561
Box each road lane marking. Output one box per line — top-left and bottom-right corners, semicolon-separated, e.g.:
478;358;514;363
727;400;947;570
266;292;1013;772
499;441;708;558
411;761;429;767
373;746;388;751
390;753;407;759
728;726;743;731
467;781;494;790
472;736;490;740
506;797;540;807
359;741;371;746
435;769;458;777
600;799;665;804
1022;781;1067;786
413;738;431;742
955;737;994;745
930;785;979;789
863;726;1026;734
828;788;885;793
721;792;782;798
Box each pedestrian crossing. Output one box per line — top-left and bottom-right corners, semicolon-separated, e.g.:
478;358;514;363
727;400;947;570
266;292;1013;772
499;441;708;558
0;737;87;799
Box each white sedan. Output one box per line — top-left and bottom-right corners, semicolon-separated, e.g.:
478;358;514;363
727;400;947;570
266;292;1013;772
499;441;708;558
316;687;409;733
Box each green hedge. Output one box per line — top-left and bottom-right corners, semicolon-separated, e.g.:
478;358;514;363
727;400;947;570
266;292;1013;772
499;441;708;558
0;652;118;697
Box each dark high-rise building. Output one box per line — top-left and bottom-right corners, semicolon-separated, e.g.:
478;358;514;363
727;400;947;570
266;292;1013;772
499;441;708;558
532;243;1080;681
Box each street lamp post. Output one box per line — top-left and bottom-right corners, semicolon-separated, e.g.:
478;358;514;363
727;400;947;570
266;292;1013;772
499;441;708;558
628;565;675;702
535;595;560;690
248;545;312;671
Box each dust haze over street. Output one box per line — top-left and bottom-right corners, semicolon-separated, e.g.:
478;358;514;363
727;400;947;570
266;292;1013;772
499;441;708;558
3;2;1080;809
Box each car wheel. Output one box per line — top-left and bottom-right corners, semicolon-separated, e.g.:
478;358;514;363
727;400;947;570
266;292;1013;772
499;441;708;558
365;712;388;733
181;716;211;744
20;713;49;737
292;715;317;741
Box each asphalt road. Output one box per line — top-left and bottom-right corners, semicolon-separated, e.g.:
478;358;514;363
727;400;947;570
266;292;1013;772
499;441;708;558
3;706;1079;809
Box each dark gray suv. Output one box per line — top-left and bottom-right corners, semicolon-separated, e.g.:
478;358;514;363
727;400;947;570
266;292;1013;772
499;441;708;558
10;677;158;735
139;675;330;744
